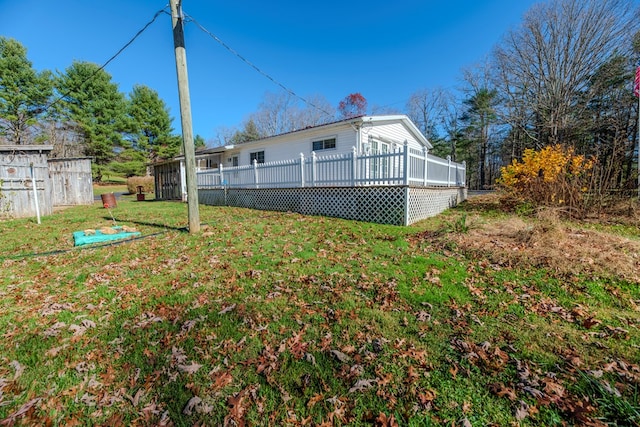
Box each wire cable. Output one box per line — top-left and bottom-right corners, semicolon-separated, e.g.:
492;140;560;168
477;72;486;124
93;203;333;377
183;12;335;120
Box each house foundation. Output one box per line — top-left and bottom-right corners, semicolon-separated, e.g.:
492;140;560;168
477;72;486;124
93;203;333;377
199;186;466;226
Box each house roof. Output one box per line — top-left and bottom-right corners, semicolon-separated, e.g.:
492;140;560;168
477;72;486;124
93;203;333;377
0;144;53;153
162;114;433;163
180;114;431;160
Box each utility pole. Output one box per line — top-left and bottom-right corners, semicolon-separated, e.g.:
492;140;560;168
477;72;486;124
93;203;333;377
170;0;200;233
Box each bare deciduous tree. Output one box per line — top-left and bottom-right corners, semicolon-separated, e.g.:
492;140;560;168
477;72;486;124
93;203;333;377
493;0;639;146
405;87;451;141
248;91;334;137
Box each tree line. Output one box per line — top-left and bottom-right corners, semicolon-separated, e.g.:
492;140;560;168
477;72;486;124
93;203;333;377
0;37;205;180
2;0;640;192
413;0;640;193
219;0;640;194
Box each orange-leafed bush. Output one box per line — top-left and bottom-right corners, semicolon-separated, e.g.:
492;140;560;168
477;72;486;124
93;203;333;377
126;176;154;195
497;145;594;211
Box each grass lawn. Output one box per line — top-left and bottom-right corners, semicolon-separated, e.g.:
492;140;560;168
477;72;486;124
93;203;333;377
0;195;638;426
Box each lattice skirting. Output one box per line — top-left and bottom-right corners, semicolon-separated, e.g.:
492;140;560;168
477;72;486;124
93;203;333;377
406;187;467;225
199;186;466;226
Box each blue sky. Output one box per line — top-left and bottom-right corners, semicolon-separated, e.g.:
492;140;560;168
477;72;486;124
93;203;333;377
1;0;538;142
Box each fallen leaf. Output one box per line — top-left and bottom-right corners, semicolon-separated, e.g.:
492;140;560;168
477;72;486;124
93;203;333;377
211;370;234;390
126;388;145;407
331;349;351;363
415;311;431;322
0;397;42;425
183;396;202;415
178;362;202;374
449;363;459;378
9;360;24;380
218;304;236;315
304;352;316;365
489;382;517;401
515;400;529;420
417;389;437;405
376;411;399;427
81;319;96;329
171;346;188;364
349;378;376;393
307;393;324;408
582;317;601;329
80;392;96;406
68;324;87;337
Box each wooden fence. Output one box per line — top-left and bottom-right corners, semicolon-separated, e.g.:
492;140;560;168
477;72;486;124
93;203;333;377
0;145;53;219
48;158;93;206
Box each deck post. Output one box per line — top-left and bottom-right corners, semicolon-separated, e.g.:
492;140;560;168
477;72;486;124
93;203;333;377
219;164;224;187
423;147;429;187
403;141;409;186
351;147;357;186
253;159;259;189
404;186;410;226
461;161;466;186
311;152;317;187
300;153;305;188
447;156;452;187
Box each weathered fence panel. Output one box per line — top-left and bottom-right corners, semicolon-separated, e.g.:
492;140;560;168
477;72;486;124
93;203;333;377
154;161;182;200
48;158;93;206
0;145;53;219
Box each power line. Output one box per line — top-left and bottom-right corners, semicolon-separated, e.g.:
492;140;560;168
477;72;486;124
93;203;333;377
183;12;335;119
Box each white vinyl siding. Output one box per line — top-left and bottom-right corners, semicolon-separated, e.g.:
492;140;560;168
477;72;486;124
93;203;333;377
233;127;357;166
219;116;427;167
367;122;423;152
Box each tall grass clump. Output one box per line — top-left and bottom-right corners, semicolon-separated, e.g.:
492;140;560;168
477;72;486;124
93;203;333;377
126;176;154;195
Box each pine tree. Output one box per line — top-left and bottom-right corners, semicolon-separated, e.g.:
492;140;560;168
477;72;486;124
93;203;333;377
128;84;180;163
0;37;52;144
55;61;128;166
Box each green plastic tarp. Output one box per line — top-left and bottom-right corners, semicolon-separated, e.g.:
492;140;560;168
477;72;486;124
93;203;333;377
73;227;141;246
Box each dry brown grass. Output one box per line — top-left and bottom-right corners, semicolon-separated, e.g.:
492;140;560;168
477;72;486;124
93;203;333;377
447;194;640;283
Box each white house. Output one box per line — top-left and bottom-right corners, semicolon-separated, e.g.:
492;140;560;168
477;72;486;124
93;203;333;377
153;115;466;225
193;115;433;171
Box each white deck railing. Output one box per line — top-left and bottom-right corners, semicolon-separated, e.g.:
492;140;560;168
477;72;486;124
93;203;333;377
197;144;466;189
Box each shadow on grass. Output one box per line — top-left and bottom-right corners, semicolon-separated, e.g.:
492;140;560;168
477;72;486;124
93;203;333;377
103;216;188;232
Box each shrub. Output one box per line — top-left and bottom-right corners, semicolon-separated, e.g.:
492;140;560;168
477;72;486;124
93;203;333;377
126;176;154;195
497;145;594;214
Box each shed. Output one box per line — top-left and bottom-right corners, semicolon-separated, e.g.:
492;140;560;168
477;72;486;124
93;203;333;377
48;157;94;206
0;145;53;219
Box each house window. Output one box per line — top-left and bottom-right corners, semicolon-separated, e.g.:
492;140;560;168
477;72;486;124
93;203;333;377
312;138;336;151
250;151;265;164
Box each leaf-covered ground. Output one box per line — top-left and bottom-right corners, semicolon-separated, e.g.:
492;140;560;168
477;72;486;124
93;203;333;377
0;192;638;426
